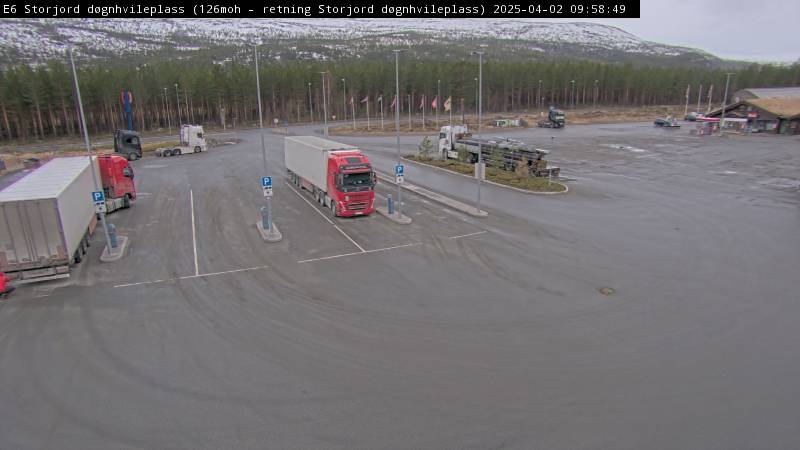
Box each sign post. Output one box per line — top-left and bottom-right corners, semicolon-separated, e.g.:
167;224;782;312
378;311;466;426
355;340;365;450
395;164;404;217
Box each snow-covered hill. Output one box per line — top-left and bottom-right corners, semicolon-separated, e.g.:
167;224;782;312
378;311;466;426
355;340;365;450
0;19;720;66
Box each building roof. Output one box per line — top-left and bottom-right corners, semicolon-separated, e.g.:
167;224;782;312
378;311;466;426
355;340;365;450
748;97;800;119
737;87;800;99
0;157;92;202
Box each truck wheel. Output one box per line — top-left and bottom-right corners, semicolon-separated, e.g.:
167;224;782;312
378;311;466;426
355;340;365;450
163;149;172;157
194;146;201;153
128;152;139;161
331;202;337;217
123;194;131;209
174;148;182;156
74;250;82;264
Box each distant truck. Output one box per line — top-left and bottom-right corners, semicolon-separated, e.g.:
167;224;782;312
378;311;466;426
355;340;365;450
114;129;143;161
155;125;207;157
0;156;136;282
285;136;376;217
537;107;566;128
437;125;560;177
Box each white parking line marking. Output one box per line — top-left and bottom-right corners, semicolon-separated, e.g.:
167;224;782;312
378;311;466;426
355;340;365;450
190;189;199;276
448;230;488;239
113;265;270;288
285;181;366;253
297;243;417;264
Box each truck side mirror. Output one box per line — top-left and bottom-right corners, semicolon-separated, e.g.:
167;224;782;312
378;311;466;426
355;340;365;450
371;172;377;186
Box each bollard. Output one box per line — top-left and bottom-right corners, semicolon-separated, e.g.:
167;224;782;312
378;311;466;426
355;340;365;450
387;194;394;215
261;206;270;231
106;223;118;249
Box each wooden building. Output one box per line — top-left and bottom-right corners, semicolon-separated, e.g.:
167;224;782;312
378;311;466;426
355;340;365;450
707;97;800;135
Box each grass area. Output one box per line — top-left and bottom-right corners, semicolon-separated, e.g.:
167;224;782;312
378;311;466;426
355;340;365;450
404;155;566;193
142;140;178;153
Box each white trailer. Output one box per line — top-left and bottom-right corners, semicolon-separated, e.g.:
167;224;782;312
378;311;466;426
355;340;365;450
155;124;207;157
285;136;355;192
0;157;100;282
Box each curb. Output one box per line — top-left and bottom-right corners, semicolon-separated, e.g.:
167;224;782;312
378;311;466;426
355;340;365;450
401;157;569;195
256;221;283;242
376;206;412;224
376;173;488;218
100;235;129;262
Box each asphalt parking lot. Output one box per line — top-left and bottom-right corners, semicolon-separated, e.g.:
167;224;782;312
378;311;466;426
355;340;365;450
1;122;798;449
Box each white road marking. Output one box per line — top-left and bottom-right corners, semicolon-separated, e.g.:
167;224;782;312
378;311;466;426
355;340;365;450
448;230;488;239
297;243;417;264
113;265;270;288
190;189;199;276
285;181;366;253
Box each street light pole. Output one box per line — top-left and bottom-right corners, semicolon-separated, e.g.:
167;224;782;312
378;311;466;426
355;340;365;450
594;80;598;108
68;48;113;256
537;80;542;112
175;83;182;125
436;79;440;129
163;87;172;135
471;49;485;212
341;78;346;122
253;44;275;235
570;80;575;110
308;82;313;124
720;72;734;135
393;49;405;218
320;72;329;137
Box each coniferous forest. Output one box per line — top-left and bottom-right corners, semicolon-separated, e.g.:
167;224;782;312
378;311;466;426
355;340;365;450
1;56;798;141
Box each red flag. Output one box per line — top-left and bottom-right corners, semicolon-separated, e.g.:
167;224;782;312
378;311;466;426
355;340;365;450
390;95;396;108
431;96;437;109
361;95;369;103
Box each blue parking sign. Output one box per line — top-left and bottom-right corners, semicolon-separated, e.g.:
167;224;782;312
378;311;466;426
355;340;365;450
261;176;272;188
92;191;105;203
395;164;404;176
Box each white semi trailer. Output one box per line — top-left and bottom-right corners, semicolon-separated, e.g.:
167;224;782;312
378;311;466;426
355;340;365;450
0;157;100;282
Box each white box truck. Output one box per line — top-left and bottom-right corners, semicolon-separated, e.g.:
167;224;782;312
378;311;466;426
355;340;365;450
155;124;207;157
285;136;376;217
0;157;100;282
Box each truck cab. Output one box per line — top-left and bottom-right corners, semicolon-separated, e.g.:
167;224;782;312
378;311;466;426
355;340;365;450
327;151;376;217
181;125;207;153
97;155;136;210
113;129;142;161
438;125;471;159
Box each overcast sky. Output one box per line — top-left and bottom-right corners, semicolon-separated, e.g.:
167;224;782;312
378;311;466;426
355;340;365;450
549;0;798;63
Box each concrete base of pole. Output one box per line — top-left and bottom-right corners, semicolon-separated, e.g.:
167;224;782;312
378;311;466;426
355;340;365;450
100;236;129;263
256;221;283;242
376;206;412;224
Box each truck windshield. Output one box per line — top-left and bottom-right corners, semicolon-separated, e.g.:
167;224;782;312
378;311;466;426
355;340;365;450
342;172;372;187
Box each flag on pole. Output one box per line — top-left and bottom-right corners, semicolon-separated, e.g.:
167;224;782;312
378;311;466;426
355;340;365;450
419;95;426;110
377;95;383;104
349;96;354;106
444;96;452;112
361;95;369;103
431;96;438;109
390;95;396;108
685;84;691;99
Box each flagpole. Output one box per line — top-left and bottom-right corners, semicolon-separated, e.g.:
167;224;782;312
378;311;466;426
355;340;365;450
422;95;425;130
408;94;411;131
380;97;384;130
366;97;370;131
436;80;440;129
352;96;356;130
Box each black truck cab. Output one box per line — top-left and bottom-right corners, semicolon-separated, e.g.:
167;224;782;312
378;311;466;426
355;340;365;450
114;129;143;161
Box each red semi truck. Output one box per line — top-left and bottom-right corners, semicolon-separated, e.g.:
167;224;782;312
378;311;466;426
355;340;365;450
285;136;376;217
0;155;136;282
